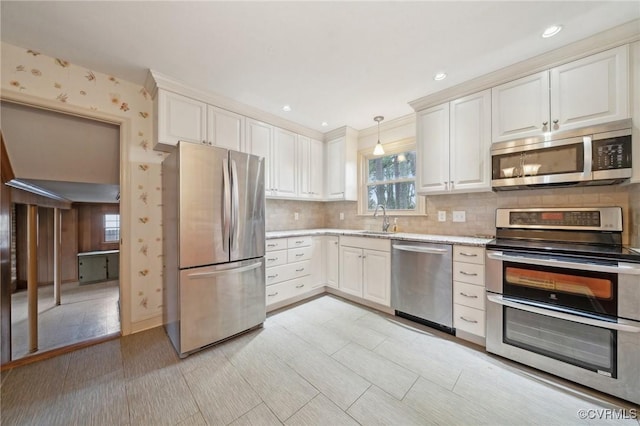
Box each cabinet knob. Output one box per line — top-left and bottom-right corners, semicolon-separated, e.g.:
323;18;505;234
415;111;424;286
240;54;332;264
542;121;548;127
553;119;559;124
202;140;206;144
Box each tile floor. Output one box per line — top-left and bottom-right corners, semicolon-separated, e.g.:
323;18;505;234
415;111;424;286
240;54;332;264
1;295;638;425
10;280;120;359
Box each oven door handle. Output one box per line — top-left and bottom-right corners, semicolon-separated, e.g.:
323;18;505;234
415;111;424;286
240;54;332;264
486;251;640;275
487;294;640;333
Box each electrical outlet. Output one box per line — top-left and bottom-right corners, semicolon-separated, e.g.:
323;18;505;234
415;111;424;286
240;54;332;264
453;211;466;222
294;212;299;220
340;212;344;221
437;211;446;222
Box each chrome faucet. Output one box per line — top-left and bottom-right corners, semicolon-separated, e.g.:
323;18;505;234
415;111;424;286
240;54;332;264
374;204;390;232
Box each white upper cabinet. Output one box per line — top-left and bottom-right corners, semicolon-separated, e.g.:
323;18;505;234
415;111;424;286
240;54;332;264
491;71;550;142
416;103;449;193
245;118;273;195
492;45;629;143
273;127;298;197
417;90;491;195
325;128;358;201
156;90;207;150
550;45;629;132
207;106;244;151
449;90;492;192
298;136;324;199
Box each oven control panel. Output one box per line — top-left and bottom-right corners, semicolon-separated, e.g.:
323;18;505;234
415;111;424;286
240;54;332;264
495;207;623;231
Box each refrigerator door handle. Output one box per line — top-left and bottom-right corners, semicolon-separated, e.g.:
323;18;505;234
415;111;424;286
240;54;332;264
222;158;231;254
187;261;263;279
230;159;240;253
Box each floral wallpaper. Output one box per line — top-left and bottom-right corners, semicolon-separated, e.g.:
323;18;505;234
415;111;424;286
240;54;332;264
1;41;165;326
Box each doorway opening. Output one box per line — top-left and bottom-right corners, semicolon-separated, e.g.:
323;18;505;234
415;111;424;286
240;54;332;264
1;100;121;362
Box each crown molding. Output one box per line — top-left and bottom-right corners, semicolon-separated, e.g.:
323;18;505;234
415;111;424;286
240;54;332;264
145;69;324;140
324;125;359;142
357;113;415;138
409;19;640;112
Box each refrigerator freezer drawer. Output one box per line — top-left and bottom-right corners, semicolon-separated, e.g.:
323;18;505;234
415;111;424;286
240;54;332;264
176;259;266;356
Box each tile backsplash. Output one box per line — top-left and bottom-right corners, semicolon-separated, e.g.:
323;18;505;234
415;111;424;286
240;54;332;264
270;184;638;245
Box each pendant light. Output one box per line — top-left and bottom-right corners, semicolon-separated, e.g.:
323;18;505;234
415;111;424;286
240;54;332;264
373;115;385;156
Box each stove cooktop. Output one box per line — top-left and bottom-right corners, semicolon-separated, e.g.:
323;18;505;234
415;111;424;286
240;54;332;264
486;238;640;263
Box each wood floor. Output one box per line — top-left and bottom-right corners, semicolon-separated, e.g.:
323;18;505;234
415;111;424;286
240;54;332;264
1;295;637;425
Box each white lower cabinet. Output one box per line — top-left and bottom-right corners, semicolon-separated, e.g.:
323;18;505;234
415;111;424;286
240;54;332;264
325;236;339;289
338;237;390;307
452;245;486;343
265;236;324;310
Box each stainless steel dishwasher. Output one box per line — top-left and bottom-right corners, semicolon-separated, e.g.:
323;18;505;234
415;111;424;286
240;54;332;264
391;240;453;332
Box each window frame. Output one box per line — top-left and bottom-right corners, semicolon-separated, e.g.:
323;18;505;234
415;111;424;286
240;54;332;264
357;137;425;216
103;213;120;243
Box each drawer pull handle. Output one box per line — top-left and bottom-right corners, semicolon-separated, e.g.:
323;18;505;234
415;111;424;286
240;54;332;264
459;316;478;324
459;252;477;257
268;274;278;279
295;253;304;257
296;240;304;244
295;284;305;288
267;292;279;297
296;268;305;272
267;244;277;247
267;258;278;261
459;271;478;276
459;292;478;298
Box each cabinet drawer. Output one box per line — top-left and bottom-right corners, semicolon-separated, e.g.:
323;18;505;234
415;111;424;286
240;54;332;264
453;262;484;286
453;246;485;264
287;236;312;248
454;281;485;310
266;276;311;306
288;246;312;263
340;236;390;252
454;304;485;337
266;238;287;252
265;250;287;267
266;260;311;285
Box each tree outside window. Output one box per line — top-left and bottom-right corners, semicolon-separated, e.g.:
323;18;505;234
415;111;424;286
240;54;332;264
367;151;417;211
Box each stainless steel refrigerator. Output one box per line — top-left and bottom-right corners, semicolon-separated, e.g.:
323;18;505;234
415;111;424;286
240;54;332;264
162;142;266;358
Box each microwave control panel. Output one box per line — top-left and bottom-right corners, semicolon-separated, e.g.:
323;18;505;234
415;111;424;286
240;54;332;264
592;135;632;171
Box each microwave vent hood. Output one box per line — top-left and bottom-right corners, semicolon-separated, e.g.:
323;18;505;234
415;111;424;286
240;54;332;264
491;119;633;191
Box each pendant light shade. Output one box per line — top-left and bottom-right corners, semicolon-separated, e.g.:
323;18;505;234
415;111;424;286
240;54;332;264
373;115;385;156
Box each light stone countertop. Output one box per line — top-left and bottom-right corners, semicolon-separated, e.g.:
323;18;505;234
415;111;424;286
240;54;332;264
266;229;493;247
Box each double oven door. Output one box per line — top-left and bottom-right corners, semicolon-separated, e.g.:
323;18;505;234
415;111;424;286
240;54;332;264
485;250;640;405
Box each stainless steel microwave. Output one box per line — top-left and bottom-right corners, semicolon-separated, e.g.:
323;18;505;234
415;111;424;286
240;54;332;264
491;119;632;190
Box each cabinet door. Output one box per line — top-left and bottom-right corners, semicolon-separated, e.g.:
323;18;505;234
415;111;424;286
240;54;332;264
416;104;450;194
78;255;107;283
273;127;297;197
326;237;339;289
362;249;390;306
310;236;325;288
297;135;311;197
326;137;345;199
491;71;550;142
339;246;362;297
550;45;629;132
158;90;207;146
449;90;491;193
207;106;244;151
309;138;324;198
245;119;273;195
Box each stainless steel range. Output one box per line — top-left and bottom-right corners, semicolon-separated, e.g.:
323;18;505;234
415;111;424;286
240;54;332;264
485;207;640;405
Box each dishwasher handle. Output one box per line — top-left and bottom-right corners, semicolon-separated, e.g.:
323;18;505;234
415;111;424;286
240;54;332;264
393;244;449;255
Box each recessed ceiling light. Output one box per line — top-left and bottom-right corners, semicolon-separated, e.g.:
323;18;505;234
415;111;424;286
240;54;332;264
434;73;447;81
282;105;291;112
542;25;562;38
321;122;328;127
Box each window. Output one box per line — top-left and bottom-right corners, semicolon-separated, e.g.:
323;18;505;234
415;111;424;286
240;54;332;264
358;138;424;215
104;214;120;243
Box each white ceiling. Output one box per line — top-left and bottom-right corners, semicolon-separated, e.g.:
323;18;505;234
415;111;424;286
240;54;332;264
1;1;639;133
